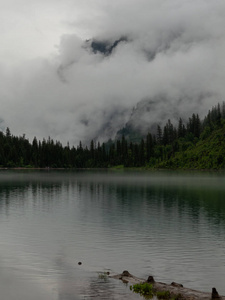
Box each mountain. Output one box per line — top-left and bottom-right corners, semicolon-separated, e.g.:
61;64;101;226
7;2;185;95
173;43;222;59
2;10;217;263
87;36;128;56
115;96;183;143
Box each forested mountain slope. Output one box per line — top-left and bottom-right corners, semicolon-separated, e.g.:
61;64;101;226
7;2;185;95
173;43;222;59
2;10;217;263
0;102;225;170
156;124;225;169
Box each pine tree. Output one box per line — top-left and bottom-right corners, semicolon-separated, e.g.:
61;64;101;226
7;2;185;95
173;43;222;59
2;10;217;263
157;125;162;145
178;118;186;138
146;132;154;160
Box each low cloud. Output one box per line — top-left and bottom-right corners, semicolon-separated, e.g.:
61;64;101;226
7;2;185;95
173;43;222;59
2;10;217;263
0;0;225;145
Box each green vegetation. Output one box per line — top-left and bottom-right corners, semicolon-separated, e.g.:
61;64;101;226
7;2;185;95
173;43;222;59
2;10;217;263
130;283;182;299
0;102;225;169
157;125;225;169
130;282;154;297
98;272;108;281
156;291;171;299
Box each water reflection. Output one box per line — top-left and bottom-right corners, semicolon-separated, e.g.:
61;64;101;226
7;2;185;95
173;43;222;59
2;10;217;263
0;170;224;299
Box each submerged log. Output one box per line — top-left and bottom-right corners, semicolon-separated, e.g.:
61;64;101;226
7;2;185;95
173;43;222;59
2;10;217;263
109;271;225;300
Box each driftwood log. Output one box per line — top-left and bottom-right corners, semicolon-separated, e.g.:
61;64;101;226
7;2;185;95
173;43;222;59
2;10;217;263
109;270;225;300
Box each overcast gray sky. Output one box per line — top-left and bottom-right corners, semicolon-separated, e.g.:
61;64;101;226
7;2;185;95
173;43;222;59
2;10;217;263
1;0;225;145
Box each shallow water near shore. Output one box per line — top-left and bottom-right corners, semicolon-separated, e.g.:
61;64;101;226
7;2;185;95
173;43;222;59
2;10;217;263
0;169;225;299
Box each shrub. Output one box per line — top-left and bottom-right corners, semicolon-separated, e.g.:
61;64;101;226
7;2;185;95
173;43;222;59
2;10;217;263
130;282;154;297
156;290;171;299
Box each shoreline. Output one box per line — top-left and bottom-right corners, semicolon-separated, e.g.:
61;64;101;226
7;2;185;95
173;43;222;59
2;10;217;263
0;166;224;172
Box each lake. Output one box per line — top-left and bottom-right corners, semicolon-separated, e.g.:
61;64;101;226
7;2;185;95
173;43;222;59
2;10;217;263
0;169;225;300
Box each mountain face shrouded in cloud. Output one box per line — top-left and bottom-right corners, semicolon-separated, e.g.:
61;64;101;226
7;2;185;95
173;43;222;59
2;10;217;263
115;92;215;143
89;37;128;56
0;0;225;145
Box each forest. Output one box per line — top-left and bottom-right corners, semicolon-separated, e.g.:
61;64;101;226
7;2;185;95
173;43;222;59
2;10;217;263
0;102;225;169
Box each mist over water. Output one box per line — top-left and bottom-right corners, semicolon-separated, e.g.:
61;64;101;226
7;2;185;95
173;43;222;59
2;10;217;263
0;170;225;299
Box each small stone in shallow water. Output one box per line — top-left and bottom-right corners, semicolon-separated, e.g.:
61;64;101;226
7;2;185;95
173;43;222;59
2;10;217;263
212;287;220;299
122;270;131;277
171;282;183;287
147;276;155;283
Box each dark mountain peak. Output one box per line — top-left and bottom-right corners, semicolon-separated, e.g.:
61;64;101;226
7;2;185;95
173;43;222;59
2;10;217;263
90;36;128;56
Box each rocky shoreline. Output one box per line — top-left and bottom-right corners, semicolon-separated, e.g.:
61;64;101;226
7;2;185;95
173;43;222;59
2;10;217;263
109;270;225;300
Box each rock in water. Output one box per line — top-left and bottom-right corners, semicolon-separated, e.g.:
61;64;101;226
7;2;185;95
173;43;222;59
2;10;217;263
147;276;155;283
212;287;220;299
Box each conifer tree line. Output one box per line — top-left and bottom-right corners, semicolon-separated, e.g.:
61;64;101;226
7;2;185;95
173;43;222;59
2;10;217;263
0;102;225;168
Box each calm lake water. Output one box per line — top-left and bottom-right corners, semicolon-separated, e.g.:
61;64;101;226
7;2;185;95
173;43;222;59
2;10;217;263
0;170;225;300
